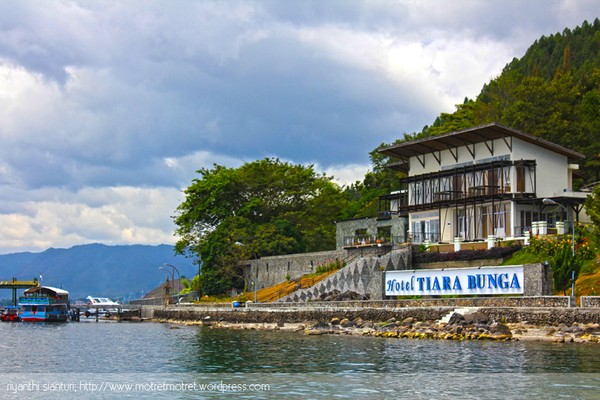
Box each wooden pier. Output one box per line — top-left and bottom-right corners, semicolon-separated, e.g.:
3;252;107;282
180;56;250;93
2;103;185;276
70;304;142;322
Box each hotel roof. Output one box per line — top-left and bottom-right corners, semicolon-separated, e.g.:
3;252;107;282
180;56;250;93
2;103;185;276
379;123;585;169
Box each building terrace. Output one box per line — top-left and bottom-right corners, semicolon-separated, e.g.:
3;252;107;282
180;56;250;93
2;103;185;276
337;123;589;248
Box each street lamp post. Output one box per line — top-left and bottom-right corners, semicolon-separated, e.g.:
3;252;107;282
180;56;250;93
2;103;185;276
163;263;181;295
159;266;174;302
542;198;576;297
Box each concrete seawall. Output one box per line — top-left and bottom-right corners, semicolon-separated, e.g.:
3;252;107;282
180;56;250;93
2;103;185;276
148;304;600;326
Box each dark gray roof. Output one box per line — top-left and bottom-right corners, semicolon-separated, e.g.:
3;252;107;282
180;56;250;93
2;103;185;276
379;123;585;165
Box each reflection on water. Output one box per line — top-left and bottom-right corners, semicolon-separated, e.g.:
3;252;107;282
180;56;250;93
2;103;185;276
2;321;600;373
1;322;599;398
180;325;600;374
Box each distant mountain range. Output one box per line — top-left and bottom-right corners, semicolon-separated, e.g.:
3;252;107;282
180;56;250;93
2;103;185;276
0;243;197;301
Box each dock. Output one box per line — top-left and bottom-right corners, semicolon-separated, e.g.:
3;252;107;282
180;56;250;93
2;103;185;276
0;278;40;305
70;303;143;322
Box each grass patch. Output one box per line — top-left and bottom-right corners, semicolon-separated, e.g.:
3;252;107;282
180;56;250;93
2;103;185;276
501;249;546;265
576;270;600;296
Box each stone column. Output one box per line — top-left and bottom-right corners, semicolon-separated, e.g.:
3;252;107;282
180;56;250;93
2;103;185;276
454;237;461;252
523;263;553;296
487;235;496;250
538;221;547;236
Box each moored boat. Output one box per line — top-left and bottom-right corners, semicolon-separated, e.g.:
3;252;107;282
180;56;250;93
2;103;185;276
0;306;21;322
19;286;69;322
84;296;121;317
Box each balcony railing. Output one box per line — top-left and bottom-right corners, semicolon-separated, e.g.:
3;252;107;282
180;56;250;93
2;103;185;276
408;232;441;244
378;160;537;214
343;235;407;248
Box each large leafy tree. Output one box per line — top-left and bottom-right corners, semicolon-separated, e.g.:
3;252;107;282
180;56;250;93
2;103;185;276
174;158;345;295
340;145;406;220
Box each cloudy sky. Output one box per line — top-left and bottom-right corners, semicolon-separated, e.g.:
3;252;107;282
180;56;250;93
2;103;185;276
0;1;597;254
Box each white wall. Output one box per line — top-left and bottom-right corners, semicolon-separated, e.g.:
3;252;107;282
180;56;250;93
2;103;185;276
510;138;569;196
408;136;571;197
409;137;512;176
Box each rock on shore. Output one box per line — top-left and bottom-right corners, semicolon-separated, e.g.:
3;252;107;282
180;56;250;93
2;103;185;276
156;315;600;343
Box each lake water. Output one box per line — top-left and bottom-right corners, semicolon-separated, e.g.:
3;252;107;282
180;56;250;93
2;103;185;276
1;320;599;399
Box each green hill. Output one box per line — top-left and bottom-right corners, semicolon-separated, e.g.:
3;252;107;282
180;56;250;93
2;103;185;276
0;243;197;301
391;18;600;186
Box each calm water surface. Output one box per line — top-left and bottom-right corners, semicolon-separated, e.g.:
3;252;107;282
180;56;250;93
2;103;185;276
0;321;599;399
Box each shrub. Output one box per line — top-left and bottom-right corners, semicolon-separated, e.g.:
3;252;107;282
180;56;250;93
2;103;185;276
523;232;597;295
315;259;345;274
413;245;522;264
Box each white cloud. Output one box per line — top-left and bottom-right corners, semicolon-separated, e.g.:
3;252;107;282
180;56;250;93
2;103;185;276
323;163;372;187
0;0;597;253
0;186;180;254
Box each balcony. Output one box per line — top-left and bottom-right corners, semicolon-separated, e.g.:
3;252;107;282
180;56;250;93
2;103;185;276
378;159;536;214
342;235;406;248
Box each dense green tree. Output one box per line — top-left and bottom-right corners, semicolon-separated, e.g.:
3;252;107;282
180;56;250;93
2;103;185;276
381;19;600;185
339;145;406;220
584;184;600;243
174;158;344;295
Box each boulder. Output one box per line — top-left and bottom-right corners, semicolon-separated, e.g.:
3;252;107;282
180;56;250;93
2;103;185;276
584;324;600;334
447;312;465;326
319;290;340;301
340;318;354;327
463;311;489;325
311;321;330;330
490;322;512;336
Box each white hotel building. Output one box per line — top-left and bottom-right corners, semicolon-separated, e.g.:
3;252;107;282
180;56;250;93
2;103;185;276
372;123;588;245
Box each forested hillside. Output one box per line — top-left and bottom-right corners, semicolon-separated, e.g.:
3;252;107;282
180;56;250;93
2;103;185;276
382;18;600;186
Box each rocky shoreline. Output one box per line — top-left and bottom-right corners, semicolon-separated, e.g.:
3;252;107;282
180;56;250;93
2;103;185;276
156;309;600;344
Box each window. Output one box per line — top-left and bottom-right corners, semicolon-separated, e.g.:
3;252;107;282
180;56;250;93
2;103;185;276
456;208;471;240
377;226;391;243
411;219;440;243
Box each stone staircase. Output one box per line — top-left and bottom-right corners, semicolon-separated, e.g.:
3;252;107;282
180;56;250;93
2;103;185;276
277;246;411;302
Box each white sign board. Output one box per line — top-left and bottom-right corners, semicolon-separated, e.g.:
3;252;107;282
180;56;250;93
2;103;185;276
385;265;524;296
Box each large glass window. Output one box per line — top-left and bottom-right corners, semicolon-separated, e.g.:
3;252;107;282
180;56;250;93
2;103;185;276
456;208;471;240
411;219;440;243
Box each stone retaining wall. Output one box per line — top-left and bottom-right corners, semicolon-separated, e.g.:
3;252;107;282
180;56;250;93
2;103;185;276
153;307;450;324
252;249;346;288
153;306;600;325
278;247;412;302
581;296;600;308
259;296;569;309
481;308;600;325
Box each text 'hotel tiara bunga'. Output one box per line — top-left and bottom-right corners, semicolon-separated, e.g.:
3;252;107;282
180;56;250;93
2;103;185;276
385;266;523;296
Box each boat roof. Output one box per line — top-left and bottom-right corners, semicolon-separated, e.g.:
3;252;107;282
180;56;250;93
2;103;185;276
86;296;119;305
23;286;69;296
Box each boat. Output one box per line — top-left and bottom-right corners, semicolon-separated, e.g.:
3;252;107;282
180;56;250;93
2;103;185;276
84;296;121;317
0;306;21;322
19;286;69;322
